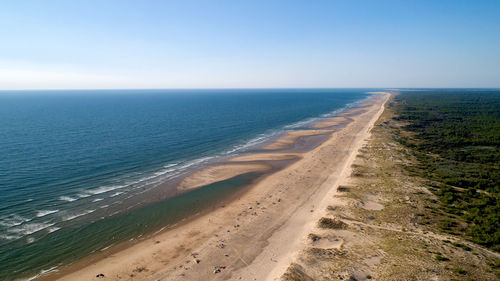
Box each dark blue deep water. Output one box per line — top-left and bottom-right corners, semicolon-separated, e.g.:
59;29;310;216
0;89;371;280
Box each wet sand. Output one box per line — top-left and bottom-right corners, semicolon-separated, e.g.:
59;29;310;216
41;92;390;281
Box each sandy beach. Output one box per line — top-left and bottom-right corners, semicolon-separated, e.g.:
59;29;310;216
41;92;390;281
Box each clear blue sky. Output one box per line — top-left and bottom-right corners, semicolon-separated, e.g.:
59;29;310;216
1;0;499;89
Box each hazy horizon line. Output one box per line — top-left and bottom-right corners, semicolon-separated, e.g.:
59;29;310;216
1;87;500;92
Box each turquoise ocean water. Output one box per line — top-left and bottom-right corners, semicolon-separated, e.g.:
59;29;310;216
0;89;372;280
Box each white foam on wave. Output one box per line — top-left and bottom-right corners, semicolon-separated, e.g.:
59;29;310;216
59;161;202;207
320;97;369;118
62;209;96;221
7;222;55;235
126;131;278;190
118;159;210;192
323;95;373;118
153;166;178;177
59;196;77;202
26;266;59;281
47;226;61;233
320;107;345;118
224;132;279;155
36;210;59;217
283;117;318;129
0;214;31;228
0;233;22;241
283;96;374;129
110;192;123;197
100;244;113;251
87;185;126;195
179;157;213;170
119;163;179;189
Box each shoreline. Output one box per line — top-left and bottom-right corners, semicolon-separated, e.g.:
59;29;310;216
36;92;390;281
234;92;390;280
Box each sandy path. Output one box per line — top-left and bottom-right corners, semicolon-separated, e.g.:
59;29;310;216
43;93;389;281
340;215;500;259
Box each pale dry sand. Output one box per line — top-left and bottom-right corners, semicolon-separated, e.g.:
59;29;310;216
177;163;272;191
263;129;333;149
42;93;390;281
312;117;348;129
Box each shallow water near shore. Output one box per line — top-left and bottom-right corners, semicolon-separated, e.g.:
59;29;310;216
5;172;266;281
0;89;374;280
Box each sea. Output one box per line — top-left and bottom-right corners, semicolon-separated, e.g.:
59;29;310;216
0;89;373;280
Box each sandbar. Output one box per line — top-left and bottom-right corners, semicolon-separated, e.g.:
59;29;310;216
229;153;300;162
340;107;367;116
313;117;348;128
177;163;272;191
263;129;333;150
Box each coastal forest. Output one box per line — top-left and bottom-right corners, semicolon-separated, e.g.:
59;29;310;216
392;90;500;251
